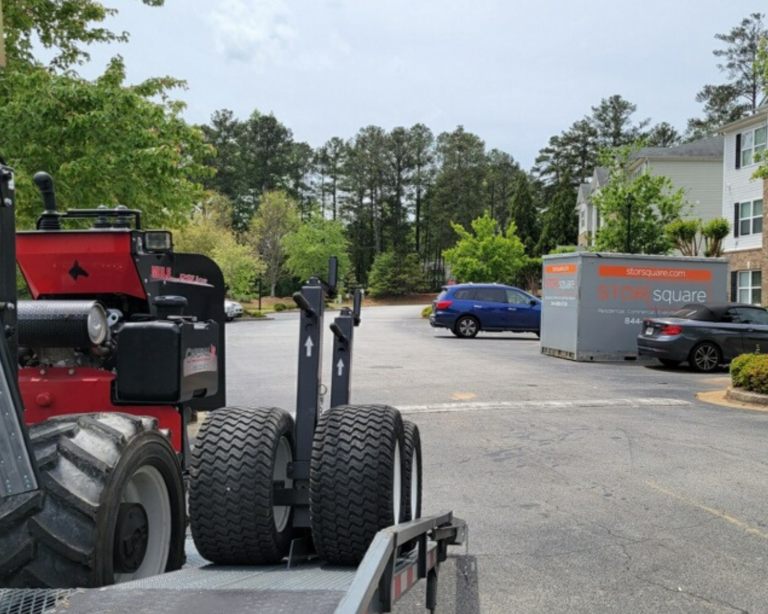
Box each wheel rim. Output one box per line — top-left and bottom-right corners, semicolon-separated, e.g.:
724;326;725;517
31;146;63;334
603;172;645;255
459;318;476;337
695;345;718;371
274;435;293;533
410;451;420;521
393;440;402;525
115;465;172;583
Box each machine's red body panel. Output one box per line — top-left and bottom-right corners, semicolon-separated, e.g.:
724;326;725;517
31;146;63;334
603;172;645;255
17;232;146;299
20;367;182;451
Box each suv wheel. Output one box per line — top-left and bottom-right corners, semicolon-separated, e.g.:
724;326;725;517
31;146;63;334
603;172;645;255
453;315;479;338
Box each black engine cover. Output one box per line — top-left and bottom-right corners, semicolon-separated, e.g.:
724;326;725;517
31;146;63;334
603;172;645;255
115;319;219;404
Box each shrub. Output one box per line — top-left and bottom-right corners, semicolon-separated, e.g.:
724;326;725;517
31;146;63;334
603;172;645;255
731;353;758;388
244;309;266;318
273;303;287;312
732;354;768;394
421;305;433;318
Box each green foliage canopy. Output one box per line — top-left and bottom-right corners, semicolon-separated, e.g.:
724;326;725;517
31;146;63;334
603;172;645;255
247;191;300;296
2;0;164;70
593;148;685;255
442;212;526;284
0;59;211;228
367;251;429;297
282;216;351;285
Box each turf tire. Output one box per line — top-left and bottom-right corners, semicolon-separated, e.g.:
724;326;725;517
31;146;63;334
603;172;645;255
310;404;404;566
2;413;185;588
402;421;422;524
189;406;295;565
400;420;423;554
0;492;44;586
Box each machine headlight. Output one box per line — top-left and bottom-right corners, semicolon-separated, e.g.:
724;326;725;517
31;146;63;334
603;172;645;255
87;304;109;345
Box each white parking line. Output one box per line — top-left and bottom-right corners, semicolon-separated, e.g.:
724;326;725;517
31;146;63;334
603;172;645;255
396;398;691;414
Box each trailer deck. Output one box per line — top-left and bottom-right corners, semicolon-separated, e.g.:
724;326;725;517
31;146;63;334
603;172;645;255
0;513;466;614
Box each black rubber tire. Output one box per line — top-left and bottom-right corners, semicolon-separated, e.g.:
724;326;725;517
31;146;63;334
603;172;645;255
689;342;722;373
658;359;682;368
453;316;480;338
0;492;44;585
310;404;404;566
1;413;185;589
402;421;422;523
189;406;295;565
400;421;423;555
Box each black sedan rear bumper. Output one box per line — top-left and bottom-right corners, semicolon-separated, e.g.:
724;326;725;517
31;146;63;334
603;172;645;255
636;335;692;362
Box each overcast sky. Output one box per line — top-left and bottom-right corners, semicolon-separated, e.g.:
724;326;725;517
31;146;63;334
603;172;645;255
80;1;762;171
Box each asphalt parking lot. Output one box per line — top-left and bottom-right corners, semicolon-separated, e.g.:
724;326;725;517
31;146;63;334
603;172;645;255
224;305;768;614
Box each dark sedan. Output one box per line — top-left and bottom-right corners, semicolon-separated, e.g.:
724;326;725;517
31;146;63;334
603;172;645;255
637;302;768;372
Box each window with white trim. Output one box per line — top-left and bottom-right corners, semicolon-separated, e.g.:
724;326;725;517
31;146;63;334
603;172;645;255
739;199;763;236
579;210;585;230
741;126;767;167
738;270;762;305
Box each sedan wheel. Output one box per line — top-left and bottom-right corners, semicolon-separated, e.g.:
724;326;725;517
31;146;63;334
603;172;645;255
689;342;721;373
453;316;479;338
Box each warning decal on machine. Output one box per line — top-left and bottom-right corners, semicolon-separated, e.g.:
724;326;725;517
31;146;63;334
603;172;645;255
183;345;218;376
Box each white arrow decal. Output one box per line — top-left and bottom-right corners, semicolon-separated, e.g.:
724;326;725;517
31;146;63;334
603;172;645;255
305;337;314;357
337;359;345;376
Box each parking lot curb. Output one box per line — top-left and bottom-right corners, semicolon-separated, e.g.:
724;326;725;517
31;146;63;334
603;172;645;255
725;387;768;407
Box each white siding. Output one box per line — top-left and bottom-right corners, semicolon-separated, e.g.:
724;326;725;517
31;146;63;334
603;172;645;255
650;159;723;224
722;122;766;253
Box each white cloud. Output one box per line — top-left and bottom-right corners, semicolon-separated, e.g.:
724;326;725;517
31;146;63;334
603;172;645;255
209;0;296;67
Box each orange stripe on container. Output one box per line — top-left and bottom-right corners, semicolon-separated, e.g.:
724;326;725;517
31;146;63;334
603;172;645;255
545;264;578;274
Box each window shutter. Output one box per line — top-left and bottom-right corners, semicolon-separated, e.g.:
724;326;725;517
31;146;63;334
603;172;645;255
731;272;738;302
734;202;740;238
736;133;742;169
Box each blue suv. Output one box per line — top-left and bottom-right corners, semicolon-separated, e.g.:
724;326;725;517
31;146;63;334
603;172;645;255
429;283;541;338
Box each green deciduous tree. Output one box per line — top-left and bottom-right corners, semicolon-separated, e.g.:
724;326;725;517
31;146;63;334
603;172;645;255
0;59;211;228
2;0;164;70
593;148;685;254
442;212;526;284
665;219;701;256
701;218;730;257
173;210;263;300
214;242;264;301
282;216;351;285
247;191;300;296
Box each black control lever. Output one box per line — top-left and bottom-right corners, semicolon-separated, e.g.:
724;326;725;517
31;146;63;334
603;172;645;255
330;322;347;342
292;291;315;317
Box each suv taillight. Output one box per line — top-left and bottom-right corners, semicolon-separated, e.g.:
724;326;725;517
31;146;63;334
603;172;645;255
435;300;453;310
660;325;683;336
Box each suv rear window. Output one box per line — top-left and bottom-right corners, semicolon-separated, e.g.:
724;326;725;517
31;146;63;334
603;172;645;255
453;289;476;300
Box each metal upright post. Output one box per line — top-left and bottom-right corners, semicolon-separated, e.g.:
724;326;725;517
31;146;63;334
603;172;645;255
330;289;362;408
289;258;338;528
290;279;325;527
